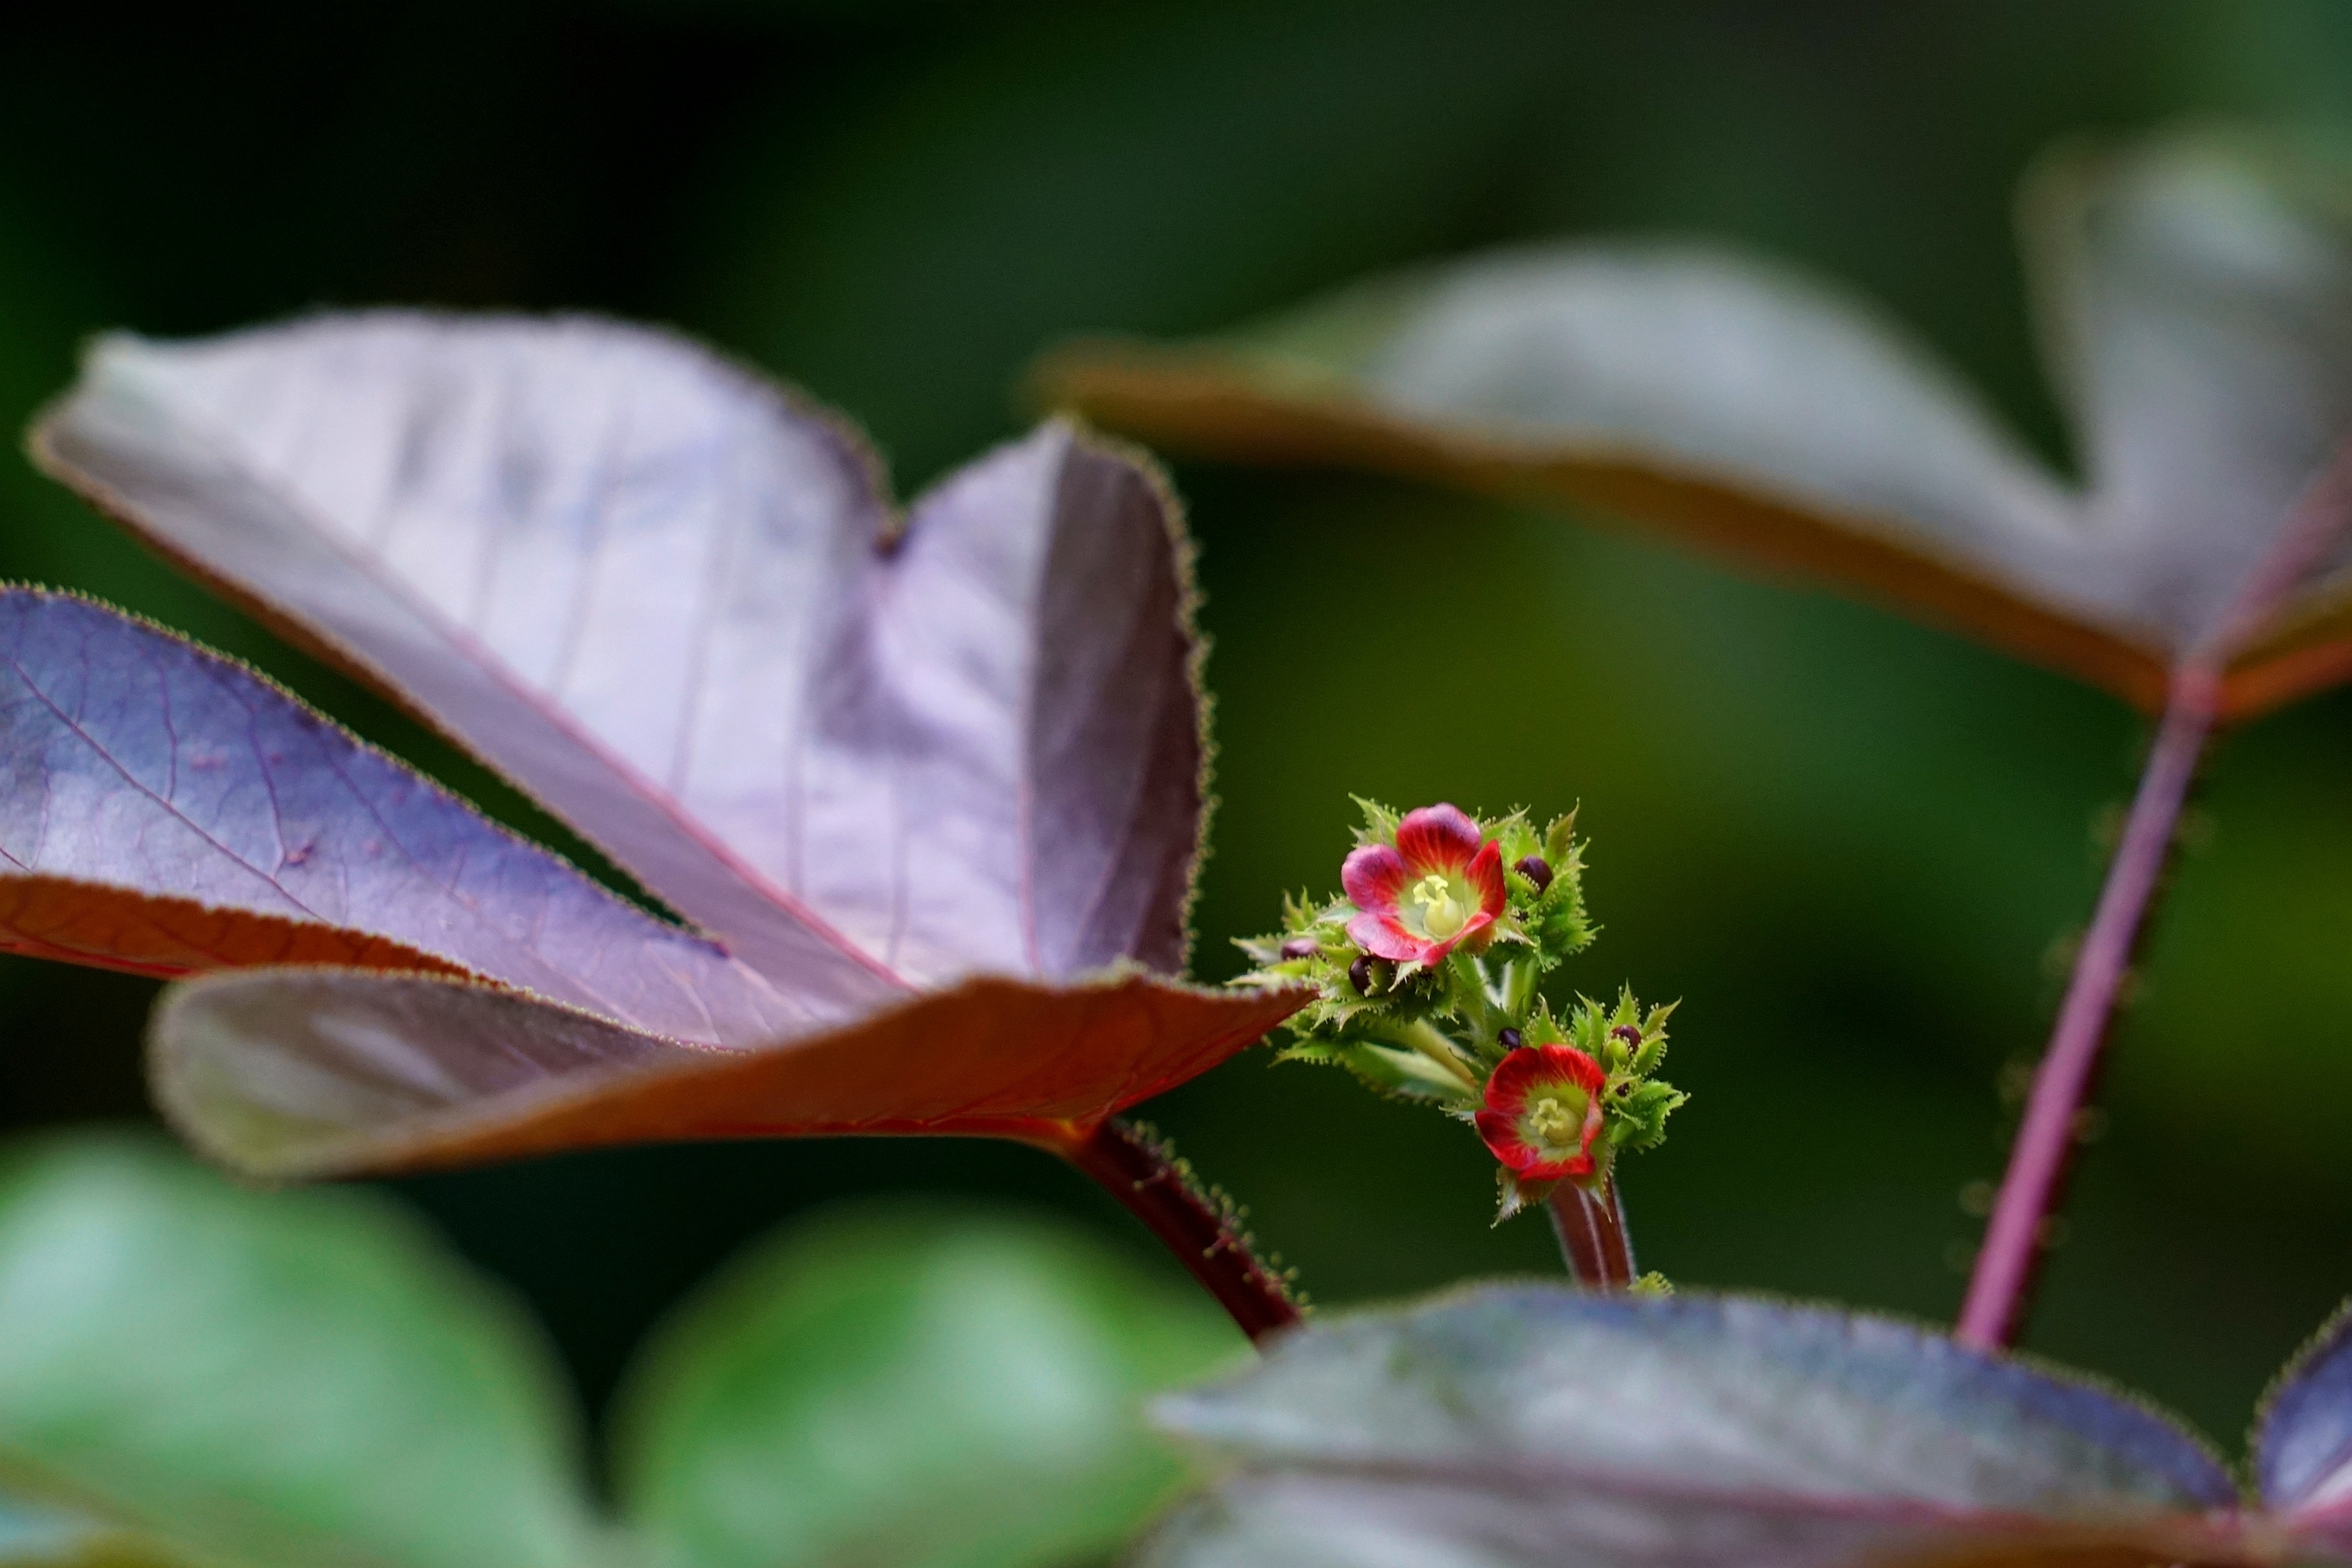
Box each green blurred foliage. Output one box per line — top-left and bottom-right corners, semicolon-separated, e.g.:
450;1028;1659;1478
613;1206;1243;1568
0;1137;593;1568
3;0;2352;1462
0;1141;1228;1568
0;1488;158;1568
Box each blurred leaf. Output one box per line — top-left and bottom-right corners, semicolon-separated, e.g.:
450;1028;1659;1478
1040;126;2352;719
615;1203;1244;1568
0;1135;598;1568
2258;1300;2352;1513
0;1484;167;1568
1141;1285;2256;1568
155;965;1300;1179
19;313;1300;1178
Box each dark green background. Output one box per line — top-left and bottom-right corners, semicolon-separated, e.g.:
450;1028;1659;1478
4;0;2350;1462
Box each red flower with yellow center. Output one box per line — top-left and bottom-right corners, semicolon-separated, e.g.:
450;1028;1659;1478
1341;803;1506;966
1476;1044;1607;1179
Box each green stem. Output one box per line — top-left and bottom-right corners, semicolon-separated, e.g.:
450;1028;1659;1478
1499;957;1540;1021
1448;952;1502;1040
1373;1018;1481;1093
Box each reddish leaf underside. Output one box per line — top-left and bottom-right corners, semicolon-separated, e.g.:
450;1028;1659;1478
157;968;1307;1178
0;873;463;982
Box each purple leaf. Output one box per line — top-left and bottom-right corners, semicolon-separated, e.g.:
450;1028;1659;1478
1037;127;2352;717
0;587;1293;1177
16;321;1294;1179
0;589;795;1043
2259;1301;2352;1515
32;314;1202;990
1141;1287;2252;1568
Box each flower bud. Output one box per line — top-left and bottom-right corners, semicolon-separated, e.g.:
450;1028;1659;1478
1279;936;1319;960
1514;855;1554;893
1497;1027;1522;1050
1348;954;1380;996
1610;1024;1642;1047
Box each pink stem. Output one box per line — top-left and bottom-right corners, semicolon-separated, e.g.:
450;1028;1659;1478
1956;433;2352;1351
1548;1177;1636;1287
1953;667;2216;1349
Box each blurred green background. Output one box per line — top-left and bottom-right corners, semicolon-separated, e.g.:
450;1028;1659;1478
4;0;2351;1459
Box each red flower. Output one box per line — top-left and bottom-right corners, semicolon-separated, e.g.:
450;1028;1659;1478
1341;803;1507;965
1476;1044;1607;1179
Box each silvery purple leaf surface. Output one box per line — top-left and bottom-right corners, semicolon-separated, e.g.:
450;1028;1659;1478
2259;1305;2352;1521
0;590;792;1042
1140;1287;2261;1568
35;314;1201;991
10;313;1296;1178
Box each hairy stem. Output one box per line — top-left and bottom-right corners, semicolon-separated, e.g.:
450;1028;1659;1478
1954;671;2213;1349
1548;1176;1636;1287
1956;433;2352;1351
1056;1118;1304;1342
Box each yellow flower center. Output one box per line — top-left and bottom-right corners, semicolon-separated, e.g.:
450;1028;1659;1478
1410;872;1467;939
1527;1094;1582;1145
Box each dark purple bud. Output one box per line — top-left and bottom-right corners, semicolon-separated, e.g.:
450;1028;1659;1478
1497;1027;1523;1050
1279;936;1318;960
1348;954;1379;996
1611;1024;1643;1047
1514;855;1553;893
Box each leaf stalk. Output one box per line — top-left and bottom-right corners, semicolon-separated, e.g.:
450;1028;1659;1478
1957;434;2352;1350
1954;667;2213;1350
1055;1118;1305;1343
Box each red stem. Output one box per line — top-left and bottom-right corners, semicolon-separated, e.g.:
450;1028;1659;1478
1548;1177;1636;1287
1953;667;2215;1349
1056;1118;1303;1342
1955;435;2352;1351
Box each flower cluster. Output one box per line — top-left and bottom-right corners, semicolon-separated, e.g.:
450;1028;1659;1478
1238;800;1685;1223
